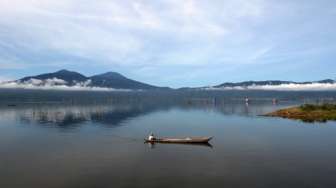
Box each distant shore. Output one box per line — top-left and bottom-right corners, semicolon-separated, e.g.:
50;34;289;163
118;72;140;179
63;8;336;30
265;104;336;122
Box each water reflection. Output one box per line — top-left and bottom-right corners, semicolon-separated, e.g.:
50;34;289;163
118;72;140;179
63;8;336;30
0;100;297;128
181;100;295;117
2;93;336;188
16;104;161;128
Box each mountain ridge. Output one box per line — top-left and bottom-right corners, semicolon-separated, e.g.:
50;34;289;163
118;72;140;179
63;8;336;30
214;79;335;88
3;69;335;90
19;69;88;86
15;69;168;90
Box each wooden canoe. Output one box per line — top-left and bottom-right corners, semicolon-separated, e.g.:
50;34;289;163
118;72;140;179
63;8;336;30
144;137;212;143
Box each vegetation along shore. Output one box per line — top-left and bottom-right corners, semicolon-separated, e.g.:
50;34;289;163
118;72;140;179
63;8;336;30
265;104;336;122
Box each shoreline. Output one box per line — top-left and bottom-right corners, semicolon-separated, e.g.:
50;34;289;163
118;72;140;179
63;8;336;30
264;104;336;122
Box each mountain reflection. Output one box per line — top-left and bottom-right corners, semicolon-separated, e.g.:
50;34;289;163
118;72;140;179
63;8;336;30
0;97;298;128
18;104;160;128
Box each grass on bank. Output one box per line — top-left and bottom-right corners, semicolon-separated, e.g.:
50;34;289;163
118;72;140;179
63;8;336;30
265;104;336;122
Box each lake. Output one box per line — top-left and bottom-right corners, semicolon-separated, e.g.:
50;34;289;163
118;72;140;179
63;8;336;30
1;89;336;188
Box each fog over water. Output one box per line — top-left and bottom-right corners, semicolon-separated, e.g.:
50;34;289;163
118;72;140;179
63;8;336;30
2;79;336;91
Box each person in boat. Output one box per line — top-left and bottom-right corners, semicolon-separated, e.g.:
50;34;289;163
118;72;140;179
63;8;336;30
148;133;156;141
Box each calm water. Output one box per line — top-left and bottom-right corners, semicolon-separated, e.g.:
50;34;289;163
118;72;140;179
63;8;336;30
1;90;336;188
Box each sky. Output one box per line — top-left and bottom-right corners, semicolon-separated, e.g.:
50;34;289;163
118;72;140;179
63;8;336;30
0;0;335;88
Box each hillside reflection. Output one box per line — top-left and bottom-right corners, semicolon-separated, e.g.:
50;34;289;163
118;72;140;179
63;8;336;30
0;97;298;129
17;104;163;128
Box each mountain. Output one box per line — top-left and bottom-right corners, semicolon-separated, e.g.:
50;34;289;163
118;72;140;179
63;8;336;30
211;79;335;89
15;70;167;90
317;79;335;84
6;70;335;91
216;80;293;88
89;72;164;90
19;69;87;86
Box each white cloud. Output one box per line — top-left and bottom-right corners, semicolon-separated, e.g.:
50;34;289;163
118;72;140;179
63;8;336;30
0;78;130;91
0;76;12;82
0;0;335;87
0;0;267;65
207;83;336;91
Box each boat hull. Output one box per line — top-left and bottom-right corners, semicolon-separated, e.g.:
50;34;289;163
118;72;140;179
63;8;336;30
144;137;212;143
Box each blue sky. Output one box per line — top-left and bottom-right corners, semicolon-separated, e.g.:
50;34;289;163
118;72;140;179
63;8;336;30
0;0;335;88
